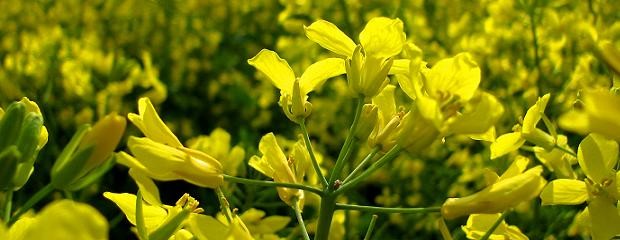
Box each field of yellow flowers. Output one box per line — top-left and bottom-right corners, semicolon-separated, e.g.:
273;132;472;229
1;0;619;239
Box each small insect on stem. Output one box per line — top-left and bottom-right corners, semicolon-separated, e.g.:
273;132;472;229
333;179;342;190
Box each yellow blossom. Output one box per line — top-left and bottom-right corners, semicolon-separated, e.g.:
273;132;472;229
461;214;528;240
442;156;546;219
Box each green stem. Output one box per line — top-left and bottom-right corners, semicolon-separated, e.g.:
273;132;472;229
292;198;310;240
554;144;576;157
9;183;54;225
315;193;336;240
363;215;379;240
136;190;149;240
300;119;328;187
480;211;508;240
343;147;379;183
215;187;233;223
329;98;364;186
335;145;402;195
223;175;323;196
3;190;13;223
335;204;441;214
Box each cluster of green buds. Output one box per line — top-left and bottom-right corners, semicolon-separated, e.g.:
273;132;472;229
50;113;126;190
0;98;48;191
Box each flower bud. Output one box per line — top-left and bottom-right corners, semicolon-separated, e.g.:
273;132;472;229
0;101;26;151
346;45;393;98
0;146;20;190
355;104;378;140
51;113;126;190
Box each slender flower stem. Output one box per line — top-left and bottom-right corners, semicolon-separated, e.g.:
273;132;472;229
222;175;323;196
480;211;508;240
335;145;402;195
136;190;149;240
292;198;310;240
343;147;379;183
363;215;379;240
554;144;577;157
215;187;234;223
329;98;364;186
9;183;54;225
335;204;441;214
300;119;328;187
3;190;13;223
315;193;336;240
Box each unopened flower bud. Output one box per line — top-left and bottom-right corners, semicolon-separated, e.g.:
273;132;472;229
355;104;378;140
0;146;20;190
51;113;126;190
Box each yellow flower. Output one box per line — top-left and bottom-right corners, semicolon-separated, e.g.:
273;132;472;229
187;214;253;240
461;214;528;240
540;133;620;240
491;94;555;159
187;128;245;177
248;49;345;121
6;200;108;240
104;169;204;240
533;135;577;179
128;97;182;148
397;53;503;142
304;17;405;97
442;156;546;219
249;133;307;208
122;97;224;188
119;137;223;188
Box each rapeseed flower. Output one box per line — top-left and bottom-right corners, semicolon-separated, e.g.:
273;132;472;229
304;17;405;97
540;133;620;240
118;97;223;188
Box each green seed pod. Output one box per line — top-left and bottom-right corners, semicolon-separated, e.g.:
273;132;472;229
0;146;21;190
0;101;26;151
15;113;43;163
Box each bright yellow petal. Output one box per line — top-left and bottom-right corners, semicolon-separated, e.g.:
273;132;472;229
359;17;406;58
129;97;182;147
499;155;530;180
247;49;295;94
490;132;525;159
578;133;617;183
129;168;162;206
304;20;356;57
540;179;588;205
447;92;504;135
390;59;410;75
583;90;620;142
21;200;108;240
187;214;229;240
522;94;550;134
416;94;443;130
103;192;167;230
299;58;346;95
588;196;620;240
372;85;397;122
423;53;480;102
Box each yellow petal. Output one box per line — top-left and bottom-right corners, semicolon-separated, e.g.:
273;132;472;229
21;200;108;240
588;195;620;240
247;49;295;94
490;132;525;159
447;92;504;135
499;155;530;180
299;58;346;95
129;97;182;147
578;133;617;183
304;20;356;57
416;94;443;130
372;85;397;122
583;90;620;142
390;59;410;75
103;192;167;230
187;214;229;240
461;214;528;240
128;137;186;174
359;17;406;58
522;94;550;134
423;53;480;102
129;168;162;206
539;179;588;205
